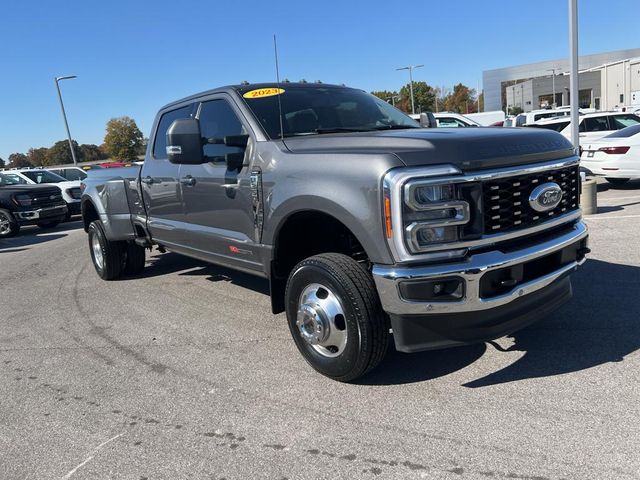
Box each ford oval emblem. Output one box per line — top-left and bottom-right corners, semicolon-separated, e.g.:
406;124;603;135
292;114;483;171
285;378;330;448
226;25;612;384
529;182;563;212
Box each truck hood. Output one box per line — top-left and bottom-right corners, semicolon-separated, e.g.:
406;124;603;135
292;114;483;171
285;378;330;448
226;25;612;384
0;184;62;194
282;127;575;170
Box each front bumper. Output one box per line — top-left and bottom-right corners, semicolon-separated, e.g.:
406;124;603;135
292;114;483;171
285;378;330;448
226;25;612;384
372;220;588;352
67;200;81;215
14;204;68;223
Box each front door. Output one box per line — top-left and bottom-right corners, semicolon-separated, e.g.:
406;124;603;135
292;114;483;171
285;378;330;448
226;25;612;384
178;96;261;272
141;104;194;247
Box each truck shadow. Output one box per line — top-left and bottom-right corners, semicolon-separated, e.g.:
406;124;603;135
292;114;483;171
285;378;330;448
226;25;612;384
0;220;84;252
597;179;640;192
359;259;640;386
142;252;270;296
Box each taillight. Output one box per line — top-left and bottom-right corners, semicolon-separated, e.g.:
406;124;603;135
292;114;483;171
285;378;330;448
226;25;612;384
598;146;630;154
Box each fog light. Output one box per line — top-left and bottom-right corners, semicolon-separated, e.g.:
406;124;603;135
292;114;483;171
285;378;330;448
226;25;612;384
399;277;464;302
412;225;458;247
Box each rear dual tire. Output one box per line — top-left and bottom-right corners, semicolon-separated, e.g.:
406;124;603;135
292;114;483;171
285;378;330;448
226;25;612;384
88;220;145;280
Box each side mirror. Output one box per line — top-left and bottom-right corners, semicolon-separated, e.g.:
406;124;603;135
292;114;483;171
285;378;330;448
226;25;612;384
166;118;204;164
224;134;249;148
419;112;438;128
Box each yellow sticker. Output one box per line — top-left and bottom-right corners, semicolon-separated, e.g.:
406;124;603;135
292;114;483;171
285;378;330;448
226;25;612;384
243;87;285;99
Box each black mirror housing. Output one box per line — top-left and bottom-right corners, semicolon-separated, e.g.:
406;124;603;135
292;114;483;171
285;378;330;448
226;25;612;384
167;118;204;164
224;134;249;148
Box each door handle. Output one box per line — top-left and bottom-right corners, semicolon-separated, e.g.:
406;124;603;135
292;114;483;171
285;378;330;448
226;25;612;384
141;176;154;185
180;175;196;186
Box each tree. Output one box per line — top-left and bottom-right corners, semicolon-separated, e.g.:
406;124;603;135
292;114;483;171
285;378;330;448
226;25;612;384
27;147;50;166
371;90;400;106
399;81;436;114
103;117;144;161
79;144;107;162
8;153;32;168
443;83;477;114
47;140;81;165
0;157;5;168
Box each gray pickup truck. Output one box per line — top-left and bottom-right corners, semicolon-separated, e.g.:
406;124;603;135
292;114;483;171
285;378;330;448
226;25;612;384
81;82;589;381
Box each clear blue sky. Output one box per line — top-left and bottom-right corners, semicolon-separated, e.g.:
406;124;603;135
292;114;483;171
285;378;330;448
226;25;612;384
1;0;638;160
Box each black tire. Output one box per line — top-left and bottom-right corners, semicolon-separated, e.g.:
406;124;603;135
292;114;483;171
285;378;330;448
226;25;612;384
36;219;61;229
605;177;630;186
0;209;20;238
285;253;389;382
88;220;125;280
123;241;146;275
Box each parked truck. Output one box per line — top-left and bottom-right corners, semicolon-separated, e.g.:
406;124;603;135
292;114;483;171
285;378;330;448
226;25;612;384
81;83;589;381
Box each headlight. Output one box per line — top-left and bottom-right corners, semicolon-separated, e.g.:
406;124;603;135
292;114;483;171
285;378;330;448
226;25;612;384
66;187;82;200
403;181;470;252
13;194;33;207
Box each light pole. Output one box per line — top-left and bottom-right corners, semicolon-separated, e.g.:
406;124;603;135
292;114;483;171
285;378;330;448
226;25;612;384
546;68;557;108
54;75;78;166
569;0;580;150
396;64;424;114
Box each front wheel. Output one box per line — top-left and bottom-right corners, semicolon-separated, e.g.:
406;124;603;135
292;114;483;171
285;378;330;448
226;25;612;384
0;209;20;238
605;177;630;186
88;220;125;280
285;253;389;382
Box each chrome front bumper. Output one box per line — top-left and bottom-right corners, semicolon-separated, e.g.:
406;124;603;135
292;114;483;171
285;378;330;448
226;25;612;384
14;204;68;221
372;221;588;316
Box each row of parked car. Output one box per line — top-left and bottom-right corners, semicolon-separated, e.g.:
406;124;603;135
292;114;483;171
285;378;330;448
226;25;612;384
0;166;89;238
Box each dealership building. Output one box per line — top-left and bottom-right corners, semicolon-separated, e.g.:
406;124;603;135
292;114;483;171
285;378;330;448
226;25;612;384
482;48;640;112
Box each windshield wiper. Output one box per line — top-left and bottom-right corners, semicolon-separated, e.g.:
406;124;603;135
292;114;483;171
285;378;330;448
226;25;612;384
371;125;420;130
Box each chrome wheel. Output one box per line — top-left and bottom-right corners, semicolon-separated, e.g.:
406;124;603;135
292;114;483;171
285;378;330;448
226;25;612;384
91;234;104;270
0;213;10;236
296;283;348;358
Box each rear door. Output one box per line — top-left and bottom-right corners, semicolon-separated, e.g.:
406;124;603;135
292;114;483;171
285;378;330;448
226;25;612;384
177;95;261;271
140;104;195;247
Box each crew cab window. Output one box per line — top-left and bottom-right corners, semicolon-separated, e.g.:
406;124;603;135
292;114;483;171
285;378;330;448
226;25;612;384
198;100;246;161
59;168;87;181
609;114;640;130
153;105;193;159
582;116;609;132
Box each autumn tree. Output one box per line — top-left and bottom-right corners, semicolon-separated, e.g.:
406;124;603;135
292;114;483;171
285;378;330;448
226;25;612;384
103;117;144;161
8;153;32;168
47;140;81;165
27;147;50;166
79;144;107;162
443;83;477;114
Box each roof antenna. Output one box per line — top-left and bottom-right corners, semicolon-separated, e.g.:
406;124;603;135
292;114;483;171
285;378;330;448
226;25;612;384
273;34;285;141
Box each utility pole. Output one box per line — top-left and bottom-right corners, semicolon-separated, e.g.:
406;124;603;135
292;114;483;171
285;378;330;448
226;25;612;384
569;0;580;150
396;64;424;114
54;75;78;166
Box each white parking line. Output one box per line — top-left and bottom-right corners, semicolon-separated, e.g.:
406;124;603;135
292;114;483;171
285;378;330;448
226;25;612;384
60;433;125;479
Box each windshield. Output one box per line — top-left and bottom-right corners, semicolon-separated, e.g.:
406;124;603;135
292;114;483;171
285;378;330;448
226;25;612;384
527;120;570;132
22;170;67;184
0;173;22;186
604;123;640;138
238;86;419;138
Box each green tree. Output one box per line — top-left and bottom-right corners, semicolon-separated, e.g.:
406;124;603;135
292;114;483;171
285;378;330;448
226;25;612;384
79;144;107;162
508;106;524;116
443;83;477;114
103;116;144;161
47;140;81;165
370;90;400;106
0;157;5;168
399;81;436;113
27;147;50;166
8;153;32;168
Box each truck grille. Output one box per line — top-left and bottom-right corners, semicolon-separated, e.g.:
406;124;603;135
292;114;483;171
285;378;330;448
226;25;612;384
31;189;64;208
482;166;580;234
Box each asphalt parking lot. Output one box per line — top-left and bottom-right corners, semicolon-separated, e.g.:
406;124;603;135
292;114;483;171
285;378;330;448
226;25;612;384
1;179;639;480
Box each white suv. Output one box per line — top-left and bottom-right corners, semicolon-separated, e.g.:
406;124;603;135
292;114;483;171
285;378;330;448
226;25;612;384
2;169;81;220
527;111;640;147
